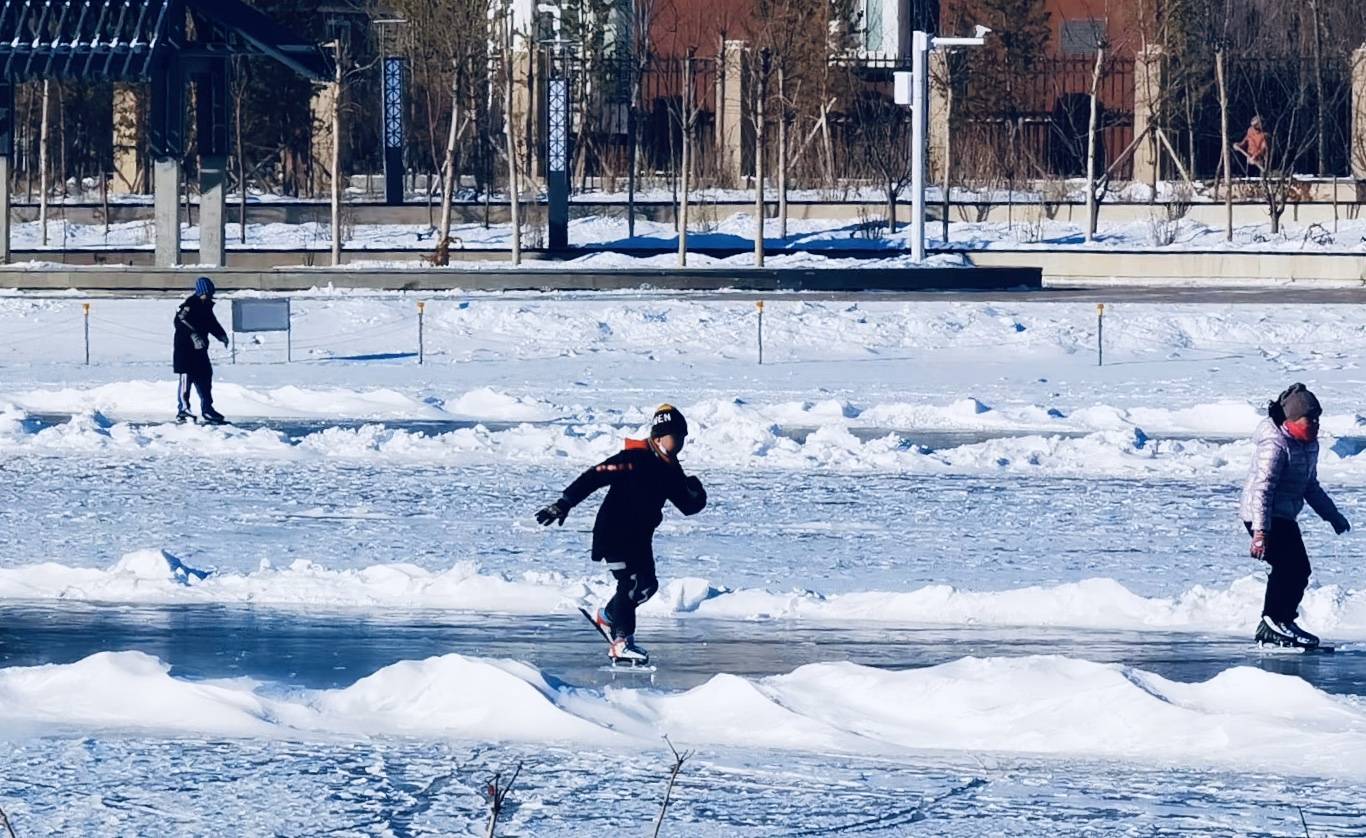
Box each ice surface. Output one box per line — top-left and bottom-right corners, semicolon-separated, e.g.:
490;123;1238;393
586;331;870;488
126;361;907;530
3;549;1365;640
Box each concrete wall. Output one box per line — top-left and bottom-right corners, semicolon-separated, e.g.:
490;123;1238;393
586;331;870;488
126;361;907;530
0;265;1040;293
967;249;1366;286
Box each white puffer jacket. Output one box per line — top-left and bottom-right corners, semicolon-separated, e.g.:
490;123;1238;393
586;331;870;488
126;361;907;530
1239;417;1340;532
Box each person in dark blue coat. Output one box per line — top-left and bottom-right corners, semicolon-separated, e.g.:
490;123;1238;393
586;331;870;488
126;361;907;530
535;404;707;665
173;276;229;423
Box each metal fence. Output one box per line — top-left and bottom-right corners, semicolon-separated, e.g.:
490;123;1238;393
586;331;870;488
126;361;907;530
958;55;1136;181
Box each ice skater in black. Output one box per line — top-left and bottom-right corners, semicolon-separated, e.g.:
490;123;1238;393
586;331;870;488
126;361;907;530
173;276;229;423
536;404;707;664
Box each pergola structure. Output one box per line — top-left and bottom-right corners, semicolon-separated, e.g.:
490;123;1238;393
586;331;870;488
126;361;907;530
0;0;328;266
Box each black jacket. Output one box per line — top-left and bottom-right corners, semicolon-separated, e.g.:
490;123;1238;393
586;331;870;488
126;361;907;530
558;438;707;561
173;295;227;375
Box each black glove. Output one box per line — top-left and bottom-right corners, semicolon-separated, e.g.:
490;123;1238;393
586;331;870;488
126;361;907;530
1332;514;1351;535
192;334;208;350
535;502;567;527
218;335;230;347
684;475;705;501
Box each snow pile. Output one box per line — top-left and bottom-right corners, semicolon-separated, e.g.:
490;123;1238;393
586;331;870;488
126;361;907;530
0;550;582;612
5;551;1365;639
0;652;281;735
4;403;1365;481
6;381;452;422
4;651;1366;778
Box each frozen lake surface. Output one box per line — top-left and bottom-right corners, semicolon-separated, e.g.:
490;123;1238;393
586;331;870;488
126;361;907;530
4;295;1366;834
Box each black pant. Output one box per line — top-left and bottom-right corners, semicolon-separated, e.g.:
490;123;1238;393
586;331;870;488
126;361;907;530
1246;519;1311;622
602;552;658;640
178;370;214;415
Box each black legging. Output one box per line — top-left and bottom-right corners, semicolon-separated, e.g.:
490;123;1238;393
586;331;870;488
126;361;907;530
602;553;659;640
1247;519;1312;622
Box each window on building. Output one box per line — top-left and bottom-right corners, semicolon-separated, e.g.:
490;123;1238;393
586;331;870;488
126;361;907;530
864;0;883;52
1061;19;1106;56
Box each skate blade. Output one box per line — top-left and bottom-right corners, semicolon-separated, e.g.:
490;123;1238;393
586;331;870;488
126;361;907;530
599;662;656;674
1256;642;1335;654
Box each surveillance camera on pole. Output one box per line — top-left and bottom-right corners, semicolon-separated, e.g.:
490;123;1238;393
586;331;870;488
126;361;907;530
900;27;988;262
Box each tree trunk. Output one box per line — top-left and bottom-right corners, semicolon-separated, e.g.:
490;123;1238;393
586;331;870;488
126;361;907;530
39;80;49;246
777;64;788;242
331;41;343;266
627;58;643;239
504;20;521;265
886;185;895;233
1309;0;1327;175
940;62;952;244
1084;47;1104;242
820;99;835;188
438;61;463;264
1215;49;1232;241
235;62;247;244
754;50;769;267
678;51;692;267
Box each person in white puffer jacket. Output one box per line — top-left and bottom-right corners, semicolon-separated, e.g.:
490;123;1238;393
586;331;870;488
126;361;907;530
1239;383;1351;648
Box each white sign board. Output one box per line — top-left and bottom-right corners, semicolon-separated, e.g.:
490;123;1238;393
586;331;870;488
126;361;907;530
893;71;913;106
232;299;291;333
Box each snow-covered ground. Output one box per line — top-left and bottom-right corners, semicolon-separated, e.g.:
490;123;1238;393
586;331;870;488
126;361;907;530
12;209;1366;256
3;292;1366;834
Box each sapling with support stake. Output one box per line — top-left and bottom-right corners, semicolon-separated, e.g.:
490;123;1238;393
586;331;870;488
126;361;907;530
756;300;764;364
483;761;522;838
417;300;425;364
1096;303;1105;367
652;735;693;838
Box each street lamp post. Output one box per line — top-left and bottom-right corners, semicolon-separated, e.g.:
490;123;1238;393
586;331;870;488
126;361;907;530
901;28;987;262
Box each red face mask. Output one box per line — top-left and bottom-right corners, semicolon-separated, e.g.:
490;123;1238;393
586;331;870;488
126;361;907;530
1284;417;1318;442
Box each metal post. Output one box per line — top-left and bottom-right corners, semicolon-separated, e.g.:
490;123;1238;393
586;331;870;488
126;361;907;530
756;300;764;365
0;80;13;264
910;30;929;262
383;56;407;206
547;68;570;250
1097;303;1105;367
82;303;90;365
417;300;425;364
231;329;236;364
286;301;292;363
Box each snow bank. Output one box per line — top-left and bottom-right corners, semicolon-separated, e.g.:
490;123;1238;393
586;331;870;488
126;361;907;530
5;381;452;421
5;651;1366;778
4;401;1365;481
5;550;1365;639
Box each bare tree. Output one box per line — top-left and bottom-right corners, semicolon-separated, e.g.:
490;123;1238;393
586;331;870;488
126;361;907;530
1084;39;1108;242
776;62;788;240
500;2;522;265
39;80;50;247
328;40;344;265
676;48;699;266
394;0;487;264
1214;0;1234;241
853;94;913;234
752;48;771;265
